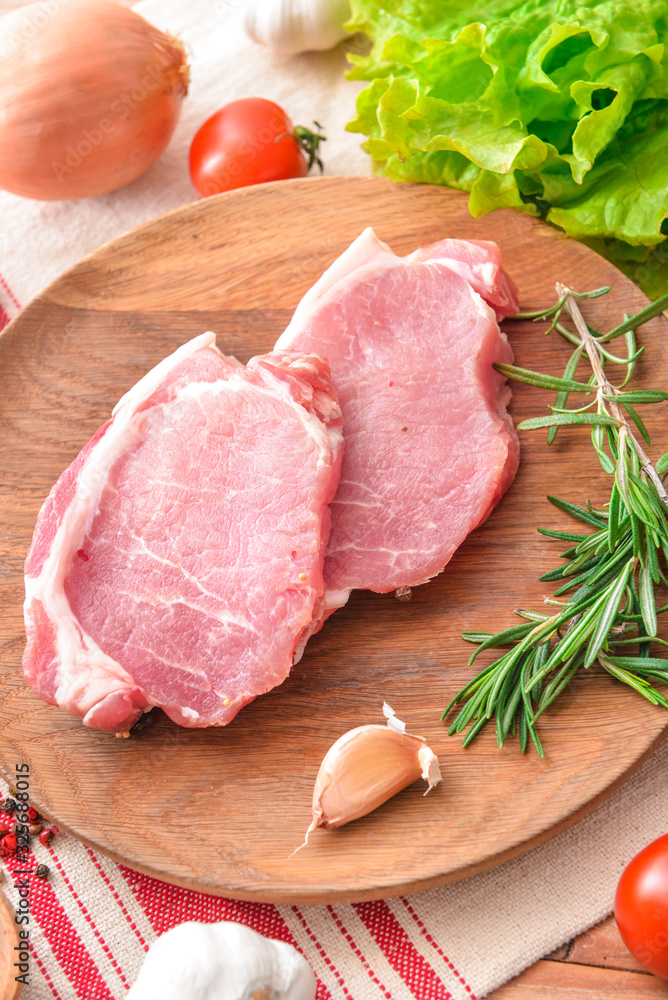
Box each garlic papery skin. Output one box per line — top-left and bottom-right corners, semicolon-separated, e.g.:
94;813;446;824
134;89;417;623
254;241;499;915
306;722;442;839
242;0;352;55
418;746;442;790
127;920;316;1000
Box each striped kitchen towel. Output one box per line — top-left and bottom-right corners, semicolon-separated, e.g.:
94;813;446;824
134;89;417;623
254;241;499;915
3;732;668;999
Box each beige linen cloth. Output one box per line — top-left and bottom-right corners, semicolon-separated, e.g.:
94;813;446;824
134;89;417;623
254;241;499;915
2;2;668;998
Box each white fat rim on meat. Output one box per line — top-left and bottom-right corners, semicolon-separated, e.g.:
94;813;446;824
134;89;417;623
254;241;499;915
111;331;220;415
426;256;497;288
25;333;218;720
276;228;396;349
25;332;339;723
277;227;503;353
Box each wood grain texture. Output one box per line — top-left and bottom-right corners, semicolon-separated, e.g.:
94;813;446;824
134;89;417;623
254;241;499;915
490;958;668;998
548;915;649;972
1;177;668;904
491;917;668;998
0;888;22;1000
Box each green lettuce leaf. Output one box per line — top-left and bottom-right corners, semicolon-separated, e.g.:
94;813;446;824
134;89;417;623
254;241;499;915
544;101;668;244
345;0;668;298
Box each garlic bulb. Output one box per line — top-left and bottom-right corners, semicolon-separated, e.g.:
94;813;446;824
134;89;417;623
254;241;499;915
127;921;316;1000
242;0;352;54
302;705;441;845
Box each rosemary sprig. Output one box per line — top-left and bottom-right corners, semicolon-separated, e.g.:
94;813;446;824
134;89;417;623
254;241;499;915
442;284;668;756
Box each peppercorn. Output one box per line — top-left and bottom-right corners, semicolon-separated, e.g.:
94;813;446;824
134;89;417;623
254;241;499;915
132;710;155;731
1;834;17;854
34;864;49;880
28;823;43;837
27;806;40;823
0;798;16;814
38;828;53;847
394;586;412;602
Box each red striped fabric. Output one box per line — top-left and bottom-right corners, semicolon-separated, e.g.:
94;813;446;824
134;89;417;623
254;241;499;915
1;831;486;999
0;270;20;330
84;847;150;953
121;865;291;941
355;901;456;1000
290;906;344;1000
5;851;116;1000
399;898;477;998
0;270;21;311
45;846;133;992
327;904;395;999
28;940;62;1000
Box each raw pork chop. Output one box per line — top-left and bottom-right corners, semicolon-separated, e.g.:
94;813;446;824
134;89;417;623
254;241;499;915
23;334;343;732
275;228;520;626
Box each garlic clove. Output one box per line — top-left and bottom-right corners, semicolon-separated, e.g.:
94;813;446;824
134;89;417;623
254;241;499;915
305;720;442;841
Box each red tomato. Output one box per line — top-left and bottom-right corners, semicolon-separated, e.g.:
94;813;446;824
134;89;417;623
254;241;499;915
189;98;309;197
615;833;668;978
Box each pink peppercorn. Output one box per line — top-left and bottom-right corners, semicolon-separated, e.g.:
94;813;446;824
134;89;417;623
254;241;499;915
1;834;17;854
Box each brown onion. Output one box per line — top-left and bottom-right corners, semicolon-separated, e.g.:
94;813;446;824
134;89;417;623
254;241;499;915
0;0;189;200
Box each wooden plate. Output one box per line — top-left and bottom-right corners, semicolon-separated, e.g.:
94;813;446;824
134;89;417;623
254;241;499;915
1;177;667;904
0;888;22;1000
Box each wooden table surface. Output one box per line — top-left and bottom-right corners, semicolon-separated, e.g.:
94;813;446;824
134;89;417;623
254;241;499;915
3;0;668;995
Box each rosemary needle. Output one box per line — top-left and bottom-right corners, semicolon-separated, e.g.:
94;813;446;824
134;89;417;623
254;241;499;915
442;284;668;756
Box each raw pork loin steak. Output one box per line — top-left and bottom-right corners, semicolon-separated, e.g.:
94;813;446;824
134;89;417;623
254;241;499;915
276;228;520;626
23;334;343;731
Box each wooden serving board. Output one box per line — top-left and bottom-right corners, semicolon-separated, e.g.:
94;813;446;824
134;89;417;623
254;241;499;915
0;889;21;1000
1;177;668;904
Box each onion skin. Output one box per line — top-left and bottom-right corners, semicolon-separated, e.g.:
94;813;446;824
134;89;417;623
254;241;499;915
0;0;189;200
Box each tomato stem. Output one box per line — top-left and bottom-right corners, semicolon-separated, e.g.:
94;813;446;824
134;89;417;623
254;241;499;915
277;121;326;173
